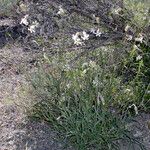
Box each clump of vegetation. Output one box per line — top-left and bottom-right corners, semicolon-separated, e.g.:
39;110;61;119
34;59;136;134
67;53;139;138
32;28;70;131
119;42;150;112
30;63;145;149
20;0;149;149
1;0;149;149
124;0;150;28
20;0;149;111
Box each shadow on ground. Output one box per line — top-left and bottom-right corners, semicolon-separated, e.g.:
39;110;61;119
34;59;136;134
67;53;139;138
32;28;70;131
0;104;73;150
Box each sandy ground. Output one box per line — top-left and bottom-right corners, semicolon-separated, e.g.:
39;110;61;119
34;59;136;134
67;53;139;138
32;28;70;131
0;45;73;150
0;44;150;150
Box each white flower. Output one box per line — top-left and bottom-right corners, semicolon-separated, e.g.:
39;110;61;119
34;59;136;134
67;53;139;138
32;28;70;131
129;104;138;115
81;31;89;40
124;89;131;93
90;28;96;34
92;14;100;24
74;38;84;45
95;29;102;37
56;116;61;121
72;32;79;41
135;33;144;43
89;60;96;68
147;91;150;94
28;21;39;33
57;6;65;15
97;92;105;106
82;62;88;68
125;24;131;32
66;83;71;88
28;25;35;33
126;34;133;41
136;55;142;61
133;44;140;50
91;28;102;37
72;32;84;45
112;7;122;15
20;14;29;26
92;14;96;18
93;77;99;86
81;69;87;76
72;31;89;45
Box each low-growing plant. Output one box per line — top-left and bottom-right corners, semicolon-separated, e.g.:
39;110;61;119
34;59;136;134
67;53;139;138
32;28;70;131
18;0;149;149
124;0;150;28
118;40;150;112
29;60;146;149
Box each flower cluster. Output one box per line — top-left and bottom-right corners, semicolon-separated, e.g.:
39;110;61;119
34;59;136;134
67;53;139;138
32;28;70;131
28;21;39;33
124;24;131;32
135;33;144;43
125;34;133;41
72;31;89;45
90;28;102;37
20;14;29;26
124;23;144;43
136;55;142;61
111;6;122;15
72;28;102;45
20;14;39;33
57;6;66;16
92;14;100;24
128;104;138;115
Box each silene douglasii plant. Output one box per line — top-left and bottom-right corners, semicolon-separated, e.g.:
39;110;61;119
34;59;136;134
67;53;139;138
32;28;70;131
13;0;149;149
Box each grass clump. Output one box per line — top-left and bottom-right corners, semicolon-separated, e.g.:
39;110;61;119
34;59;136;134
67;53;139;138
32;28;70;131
124;0;150;28
29;61;145;150
119;40;150;112
20;1;149;149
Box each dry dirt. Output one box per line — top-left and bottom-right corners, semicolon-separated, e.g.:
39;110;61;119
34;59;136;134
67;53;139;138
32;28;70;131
0;44;72;150
0;44;150;150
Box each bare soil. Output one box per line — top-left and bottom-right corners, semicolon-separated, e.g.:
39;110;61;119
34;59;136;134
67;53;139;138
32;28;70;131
0;44;72;150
